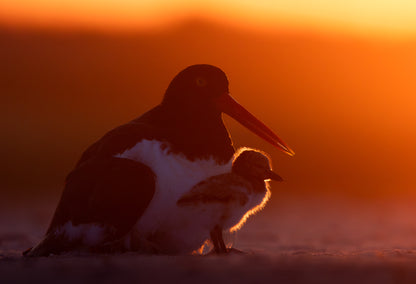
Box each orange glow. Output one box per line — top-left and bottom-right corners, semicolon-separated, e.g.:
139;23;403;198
228;147;271;232
1;0;416;201
1;0;416;37
230;180;271;233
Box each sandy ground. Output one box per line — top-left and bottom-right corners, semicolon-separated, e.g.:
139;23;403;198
2;195;416;283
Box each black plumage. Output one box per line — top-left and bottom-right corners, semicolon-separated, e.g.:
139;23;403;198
24;64;292;256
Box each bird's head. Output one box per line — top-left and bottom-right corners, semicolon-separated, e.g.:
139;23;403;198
163;64;229;112
232;149;283;182
162;64;294;156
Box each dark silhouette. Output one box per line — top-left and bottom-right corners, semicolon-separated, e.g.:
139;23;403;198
24;64;293;256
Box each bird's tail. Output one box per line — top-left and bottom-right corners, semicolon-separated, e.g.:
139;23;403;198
22;233;75;257
22;231;130;256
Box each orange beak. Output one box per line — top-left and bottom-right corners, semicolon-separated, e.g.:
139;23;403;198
217;93;295;156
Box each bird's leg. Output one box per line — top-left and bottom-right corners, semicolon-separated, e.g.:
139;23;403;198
210;226;221;253
217;227;227;252
210;225;227;254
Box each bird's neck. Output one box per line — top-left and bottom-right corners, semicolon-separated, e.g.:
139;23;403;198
250;179;268;193
139;104;235;163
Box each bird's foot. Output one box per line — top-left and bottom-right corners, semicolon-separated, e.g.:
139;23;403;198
225;247;247;254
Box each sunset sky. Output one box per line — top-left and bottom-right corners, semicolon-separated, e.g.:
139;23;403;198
2;0;416;36
1;0;416;199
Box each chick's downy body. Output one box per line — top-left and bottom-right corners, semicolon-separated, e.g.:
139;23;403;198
175;148;282;254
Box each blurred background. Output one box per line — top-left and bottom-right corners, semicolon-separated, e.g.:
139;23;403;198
1;0;416;205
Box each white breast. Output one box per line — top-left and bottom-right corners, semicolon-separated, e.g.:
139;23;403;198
115;139;232;253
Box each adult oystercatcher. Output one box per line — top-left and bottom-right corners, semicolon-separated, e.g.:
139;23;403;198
24;64;294;256
177;148;282;254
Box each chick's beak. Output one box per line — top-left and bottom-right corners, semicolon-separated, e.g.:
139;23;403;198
267;170;283;182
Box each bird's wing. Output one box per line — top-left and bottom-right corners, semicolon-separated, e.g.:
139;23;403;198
47;122;161;237
48;157;155;237
76;121;161;167
177;174;250;206
25;156;156;257
24;122;164;256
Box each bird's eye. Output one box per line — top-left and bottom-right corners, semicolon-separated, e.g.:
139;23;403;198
195;77;207;87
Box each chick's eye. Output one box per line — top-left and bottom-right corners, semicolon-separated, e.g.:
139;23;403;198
195;77;207;87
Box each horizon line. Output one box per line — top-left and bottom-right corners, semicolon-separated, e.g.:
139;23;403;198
1;15;416;43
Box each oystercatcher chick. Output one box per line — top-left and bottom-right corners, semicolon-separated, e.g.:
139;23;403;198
176;148;282;254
